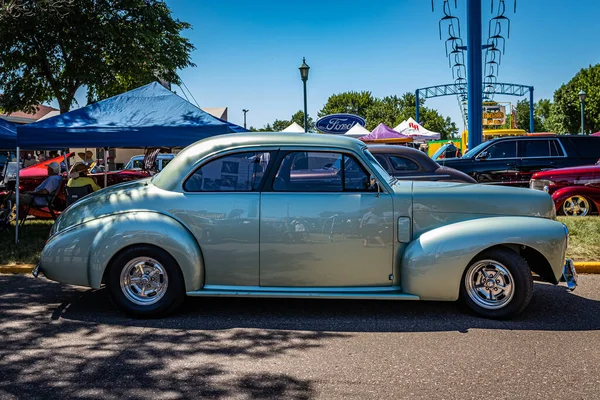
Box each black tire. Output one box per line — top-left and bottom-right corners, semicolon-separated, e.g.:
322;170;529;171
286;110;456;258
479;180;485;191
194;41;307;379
460;247;533;319
106;245;185;318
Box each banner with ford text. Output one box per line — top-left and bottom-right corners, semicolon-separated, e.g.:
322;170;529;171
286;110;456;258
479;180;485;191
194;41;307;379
316;114;366;134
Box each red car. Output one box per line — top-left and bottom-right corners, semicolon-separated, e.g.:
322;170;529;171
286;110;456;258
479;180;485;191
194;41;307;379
530;162;600;216
2;153;150;219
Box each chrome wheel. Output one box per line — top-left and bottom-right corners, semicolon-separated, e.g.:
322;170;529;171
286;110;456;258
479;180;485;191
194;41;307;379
464;260;515;310
120;257;169;306
562;196;590;216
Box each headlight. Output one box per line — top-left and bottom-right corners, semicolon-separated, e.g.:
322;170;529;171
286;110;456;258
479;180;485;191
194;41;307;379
563;223;569;248
530;179;554;191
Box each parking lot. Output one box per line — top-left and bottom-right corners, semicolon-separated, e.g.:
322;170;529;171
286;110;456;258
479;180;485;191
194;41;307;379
0;273;599;399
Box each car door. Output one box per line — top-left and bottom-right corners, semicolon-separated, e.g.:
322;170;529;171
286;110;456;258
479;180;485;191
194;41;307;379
518;139;566;185
176;150;275;287
472;140;521;185
260;150;394;287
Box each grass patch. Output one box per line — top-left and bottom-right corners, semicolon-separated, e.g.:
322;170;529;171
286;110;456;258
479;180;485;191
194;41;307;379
0;220;53;265
558;216;600;262
0;217;598;266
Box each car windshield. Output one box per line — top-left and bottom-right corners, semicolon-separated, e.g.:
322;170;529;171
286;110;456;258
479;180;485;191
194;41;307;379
462;141;490;158
362;148;395;185
431;144;451;160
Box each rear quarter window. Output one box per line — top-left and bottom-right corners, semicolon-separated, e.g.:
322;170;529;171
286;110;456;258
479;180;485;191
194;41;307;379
565;137;600;158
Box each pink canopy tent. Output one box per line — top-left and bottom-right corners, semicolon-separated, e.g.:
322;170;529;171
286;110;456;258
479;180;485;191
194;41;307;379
359;123;413;143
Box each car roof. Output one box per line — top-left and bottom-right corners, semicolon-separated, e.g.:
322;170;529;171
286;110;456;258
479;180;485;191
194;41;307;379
485;134;595;143
152;133;368;192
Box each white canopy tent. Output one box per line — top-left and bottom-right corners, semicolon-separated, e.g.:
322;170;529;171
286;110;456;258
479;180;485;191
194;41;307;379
343;123;370;138
282;122;305;133
394;117;440;141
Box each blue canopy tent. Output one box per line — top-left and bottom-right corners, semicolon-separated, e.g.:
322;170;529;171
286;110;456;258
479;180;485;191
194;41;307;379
0;118;17;149
13;82;248;243
17;82;247;148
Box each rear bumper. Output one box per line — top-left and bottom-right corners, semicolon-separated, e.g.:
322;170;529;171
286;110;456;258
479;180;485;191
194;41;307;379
561;258;578;291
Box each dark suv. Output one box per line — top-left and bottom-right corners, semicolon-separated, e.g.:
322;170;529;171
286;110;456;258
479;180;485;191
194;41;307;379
440;135;600;186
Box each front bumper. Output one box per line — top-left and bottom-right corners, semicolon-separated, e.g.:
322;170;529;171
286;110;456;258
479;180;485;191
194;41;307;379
561;259;578;291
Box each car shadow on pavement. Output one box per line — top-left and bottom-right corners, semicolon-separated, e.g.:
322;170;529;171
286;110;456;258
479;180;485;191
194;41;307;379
59;277;600;333
0;275;321;399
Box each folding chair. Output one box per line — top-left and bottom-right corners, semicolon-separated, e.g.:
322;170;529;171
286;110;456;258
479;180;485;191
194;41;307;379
65;185;93;207
19;181;64;227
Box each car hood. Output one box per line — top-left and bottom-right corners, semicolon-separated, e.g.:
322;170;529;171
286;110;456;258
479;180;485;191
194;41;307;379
532;164;600;180
411;181;555;218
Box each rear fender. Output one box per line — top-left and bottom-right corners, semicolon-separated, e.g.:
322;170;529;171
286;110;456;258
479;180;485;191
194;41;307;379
401;216;567;301
87;211;204;291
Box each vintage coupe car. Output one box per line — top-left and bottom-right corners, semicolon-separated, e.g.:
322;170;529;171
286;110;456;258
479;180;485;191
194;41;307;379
37;133;577;319
530;162;600;216
368;145;476;183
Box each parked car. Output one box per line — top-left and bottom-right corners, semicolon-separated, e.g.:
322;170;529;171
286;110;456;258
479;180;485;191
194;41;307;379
0;153;150;219
124;153;176;171
368;145;475;183
37;133;576;319
530;163;600;216
440;135;600;186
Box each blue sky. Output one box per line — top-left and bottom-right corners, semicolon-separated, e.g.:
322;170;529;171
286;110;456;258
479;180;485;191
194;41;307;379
74;0;600;131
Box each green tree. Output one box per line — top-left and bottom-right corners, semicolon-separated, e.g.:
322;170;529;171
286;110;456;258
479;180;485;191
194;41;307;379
0;0;195;113
549;64;600;134
317;91;375;118
256;110;314;132
514;99;547;133
290;110;315;131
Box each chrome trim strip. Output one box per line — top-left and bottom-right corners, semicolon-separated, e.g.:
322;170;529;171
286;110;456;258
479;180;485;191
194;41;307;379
187;289;420;300
202;285;405;293
395;174;451;179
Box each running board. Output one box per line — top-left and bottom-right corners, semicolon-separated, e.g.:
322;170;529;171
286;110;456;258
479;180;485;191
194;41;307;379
186;288;420;300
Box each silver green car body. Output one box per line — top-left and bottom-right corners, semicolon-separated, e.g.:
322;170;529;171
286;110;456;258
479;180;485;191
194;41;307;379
40;133;568;302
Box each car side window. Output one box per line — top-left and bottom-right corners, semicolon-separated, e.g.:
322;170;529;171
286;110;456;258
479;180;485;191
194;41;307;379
184;151;271;192
485;141;517;159
273;152;373;192
389;156;419;171
374;155;390;172
523;140;552;157
550;140;564;156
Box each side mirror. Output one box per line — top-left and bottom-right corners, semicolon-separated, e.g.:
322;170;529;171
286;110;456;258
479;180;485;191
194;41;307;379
476;151;489;160
369;175;381;197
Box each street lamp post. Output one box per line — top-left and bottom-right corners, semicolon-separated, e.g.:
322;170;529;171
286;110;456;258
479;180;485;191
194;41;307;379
242;109;249;129
578;90;586;135
299;57;310;133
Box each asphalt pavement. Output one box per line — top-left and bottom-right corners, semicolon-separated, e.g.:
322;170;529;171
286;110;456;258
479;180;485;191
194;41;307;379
1;273;599;399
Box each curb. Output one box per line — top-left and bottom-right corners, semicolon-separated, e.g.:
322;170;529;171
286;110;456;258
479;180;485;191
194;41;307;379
2;262;600;275
0;264;35;274
574;262;600;274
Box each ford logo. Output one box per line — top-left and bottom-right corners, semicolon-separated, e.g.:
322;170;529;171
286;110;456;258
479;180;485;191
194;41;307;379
316;114;366;134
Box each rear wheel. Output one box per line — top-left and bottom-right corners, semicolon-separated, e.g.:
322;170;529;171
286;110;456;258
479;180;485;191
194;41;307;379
561;195;591;216
460;247;533;319
106;245;185;318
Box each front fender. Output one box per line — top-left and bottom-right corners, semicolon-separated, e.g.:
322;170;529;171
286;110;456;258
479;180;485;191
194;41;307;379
552;186;600;212
41;211;204;291
401;216;567;301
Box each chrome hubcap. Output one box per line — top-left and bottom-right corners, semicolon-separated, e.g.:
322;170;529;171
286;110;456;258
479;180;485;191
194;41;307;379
120;257;168;306
465;260;514;310
563;196;590;217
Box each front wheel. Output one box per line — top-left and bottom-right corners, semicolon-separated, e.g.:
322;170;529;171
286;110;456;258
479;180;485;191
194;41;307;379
106;245;185;318
560;195;591;217
460;247;533;319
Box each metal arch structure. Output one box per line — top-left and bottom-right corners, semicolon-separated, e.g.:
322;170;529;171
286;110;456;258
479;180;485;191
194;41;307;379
415;82;534;134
